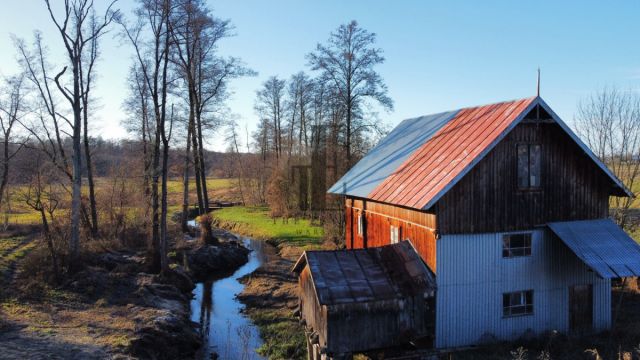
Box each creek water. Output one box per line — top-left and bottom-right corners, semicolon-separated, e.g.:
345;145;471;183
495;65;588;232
190;237;266;360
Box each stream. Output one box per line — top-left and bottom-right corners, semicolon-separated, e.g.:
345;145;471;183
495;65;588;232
190;237;266;360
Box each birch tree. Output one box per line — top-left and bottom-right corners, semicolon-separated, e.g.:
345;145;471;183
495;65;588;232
43;0;119;262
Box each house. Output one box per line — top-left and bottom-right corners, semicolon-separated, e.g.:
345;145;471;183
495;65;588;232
325;96;640;349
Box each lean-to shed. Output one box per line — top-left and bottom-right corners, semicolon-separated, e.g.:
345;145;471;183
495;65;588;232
292;240;437;359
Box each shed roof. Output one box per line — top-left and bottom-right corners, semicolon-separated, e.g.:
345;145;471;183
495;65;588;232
548;219;640;278
328;97;632;209
292;241;436;306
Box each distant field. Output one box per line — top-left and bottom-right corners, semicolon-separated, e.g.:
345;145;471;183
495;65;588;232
0;177;238;226
211;206;324;248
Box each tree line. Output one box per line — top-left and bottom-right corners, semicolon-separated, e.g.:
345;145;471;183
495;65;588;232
225;21;393;243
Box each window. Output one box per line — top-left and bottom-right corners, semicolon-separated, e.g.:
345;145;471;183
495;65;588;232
502;233;532;257
390;226;400;244
503;290;533;317
357;213;363;235
517;144;541;188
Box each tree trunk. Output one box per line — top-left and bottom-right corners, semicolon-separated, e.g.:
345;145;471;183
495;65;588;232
83;111;98;237
150;131;161;272
181;121;192;232
69;61;82;265
41;208;59;283
160;137;170;274
191;127;204;214
196;112;209;211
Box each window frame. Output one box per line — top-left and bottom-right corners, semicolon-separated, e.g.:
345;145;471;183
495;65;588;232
390;225;400;244
503;290;534;318
357;212;363;236
517;143;542;190
502;232;533;258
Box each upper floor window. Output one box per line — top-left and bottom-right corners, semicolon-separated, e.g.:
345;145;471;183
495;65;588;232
390;226;400;244
503;290;533;317
357;213;363;235
517;144;541;189
502;233;532;258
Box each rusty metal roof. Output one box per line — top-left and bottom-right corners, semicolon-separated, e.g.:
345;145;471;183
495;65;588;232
292;241;436;306
548;219;640;278
328;97;632;209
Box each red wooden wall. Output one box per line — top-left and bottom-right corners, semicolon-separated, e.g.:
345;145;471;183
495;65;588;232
345;198;438;272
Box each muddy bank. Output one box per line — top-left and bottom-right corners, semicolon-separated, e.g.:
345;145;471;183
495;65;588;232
0;235;250;360
236;241;308;359
130;239;250;359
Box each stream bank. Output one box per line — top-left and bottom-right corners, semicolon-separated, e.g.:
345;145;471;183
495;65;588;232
236;241;315;360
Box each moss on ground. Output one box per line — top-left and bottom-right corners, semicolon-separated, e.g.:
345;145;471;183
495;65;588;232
250;309;306;359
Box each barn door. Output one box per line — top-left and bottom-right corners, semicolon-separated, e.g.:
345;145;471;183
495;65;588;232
569;284;593;333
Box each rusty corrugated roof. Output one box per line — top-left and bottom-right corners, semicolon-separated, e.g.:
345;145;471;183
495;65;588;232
292;240;436;306
328;97;632;209
369;98;535;209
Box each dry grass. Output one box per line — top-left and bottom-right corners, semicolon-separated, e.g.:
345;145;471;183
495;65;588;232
0;177;239;226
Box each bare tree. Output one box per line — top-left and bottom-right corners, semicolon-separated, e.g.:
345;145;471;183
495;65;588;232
575;87;640;227
255;76;286;161
308;20;393;167
43;0;120;263
225;117;246;205
0;74;28;209
120;0;173;273
171;0;253;217
18;154;61;282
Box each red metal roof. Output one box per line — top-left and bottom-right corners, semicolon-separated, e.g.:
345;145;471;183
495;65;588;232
368;97;537;209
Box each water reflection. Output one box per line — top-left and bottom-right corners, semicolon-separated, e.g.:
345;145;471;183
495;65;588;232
191;238;265;360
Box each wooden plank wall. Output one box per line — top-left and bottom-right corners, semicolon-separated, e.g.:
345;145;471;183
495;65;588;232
298;266;328;348
436;121;611;234
345;198;438;272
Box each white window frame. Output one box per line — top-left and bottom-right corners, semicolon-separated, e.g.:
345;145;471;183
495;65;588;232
502;232;533;258
357;213;363;235
390;226;400;244
503;290;534;317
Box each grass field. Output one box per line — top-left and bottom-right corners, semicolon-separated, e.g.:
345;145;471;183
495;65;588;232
0;177;238;226
211;206;324;247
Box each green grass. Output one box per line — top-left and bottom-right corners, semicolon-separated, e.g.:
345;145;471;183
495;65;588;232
250;310;306;360
211;206;324;247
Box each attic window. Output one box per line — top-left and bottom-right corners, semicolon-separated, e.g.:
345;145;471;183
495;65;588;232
517;144;541;189
503;290;533;317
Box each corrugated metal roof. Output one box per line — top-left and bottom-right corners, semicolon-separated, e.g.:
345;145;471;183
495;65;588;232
547;219;640;278
292;240;436;306
328;97;632;209
369;98;535;209
326;110;458;198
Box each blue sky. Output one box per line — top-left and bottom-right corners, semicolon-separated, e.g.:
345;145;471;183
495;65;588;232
1;1;639;151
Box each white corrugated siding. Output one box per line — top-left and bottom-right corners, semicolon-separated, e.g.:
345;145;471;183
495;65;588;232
435;229;611;348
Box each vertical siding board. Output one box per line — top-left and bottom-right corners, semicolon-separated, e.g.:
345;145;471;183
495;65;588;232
436;229;611;348
346;197;438;271
437;122;613;234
